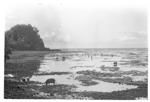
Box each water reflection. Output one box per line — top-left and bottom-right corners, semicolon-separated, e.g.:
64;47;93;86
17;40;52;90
30;49;147;92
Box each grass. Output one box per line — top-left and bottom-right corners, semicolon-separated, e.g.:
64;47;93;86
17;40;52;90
4;51;48;98
35;72;72;75
6;51;49;63
77;70;147;78
4;51;148;99
75;75;98;86
5;61;41;78
4;80;42;99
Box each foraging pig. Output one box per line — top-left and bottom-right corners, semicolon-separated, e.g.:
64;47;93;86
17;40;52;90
45;78;55;86
20;77;30;83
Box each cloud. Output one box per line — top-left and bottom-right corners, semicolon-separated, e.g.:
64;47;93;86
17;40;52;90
5;0;147;48
116;32;147;41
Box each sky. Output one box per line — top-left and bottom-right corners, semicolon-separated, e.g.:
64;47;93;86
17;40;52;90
5;0;147;48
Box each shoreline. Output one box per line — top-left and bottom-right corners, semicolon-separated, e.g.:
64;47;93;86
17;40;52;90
4;50;148;99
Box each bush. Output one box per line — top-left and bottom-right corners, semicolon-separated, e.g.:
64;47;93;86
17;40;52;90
5;24;50;51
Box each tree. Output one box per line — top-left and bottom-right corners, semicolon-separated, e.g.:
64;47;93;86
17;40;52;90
5;35;12;62
5;24;50;51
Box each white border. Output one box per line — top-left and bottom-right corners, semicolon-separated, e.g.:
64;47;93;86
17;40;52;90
0;0;149;102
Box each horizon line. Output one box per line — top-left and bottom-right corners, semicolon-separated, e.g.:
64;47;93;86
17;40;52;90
49;47;148;49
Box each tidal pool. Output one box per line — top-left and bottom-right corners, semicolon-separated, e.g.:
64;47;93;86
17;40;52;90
30;49;147;93
31;74;138;92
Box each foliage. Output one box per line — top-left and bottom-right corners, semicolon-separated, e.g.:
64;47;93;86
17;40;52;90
5;35;12;61
5;24;50;51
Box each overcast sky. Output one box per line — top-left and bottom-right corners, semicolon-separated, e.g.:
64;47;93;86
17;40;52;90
5;0;147;48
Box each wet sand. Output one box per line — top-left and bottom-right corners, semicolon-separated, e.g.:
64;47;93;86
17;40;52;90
4;49;148;99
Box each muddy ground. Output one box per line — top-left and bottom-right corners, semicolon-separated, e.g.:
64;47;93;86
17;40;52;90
4;51;148;99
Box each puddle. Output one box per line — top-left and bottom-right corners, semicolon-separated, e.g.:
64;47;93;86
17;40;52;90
30;49;147;93
76;80;138;92
31;74;138;92
31;74;80;85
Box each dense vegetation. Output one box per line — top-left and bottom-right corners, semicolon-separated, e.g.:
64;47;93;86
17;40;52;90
5;24;50;51
5;24;50;60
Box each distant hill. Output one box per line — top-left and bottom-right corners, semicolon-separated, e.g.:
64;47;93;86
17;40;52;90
5;24;50;51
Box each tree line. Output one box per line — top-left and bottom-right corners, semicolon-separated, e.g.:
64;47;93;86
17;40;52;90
5;24;50;60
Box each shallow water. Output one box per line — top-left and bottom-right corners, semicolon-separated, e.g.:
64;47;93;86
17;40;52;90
30;48;147;92
75;80;138;92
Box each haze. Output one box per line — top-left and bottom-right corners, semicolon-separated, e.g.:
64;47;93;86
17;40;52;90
5;0;147;48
